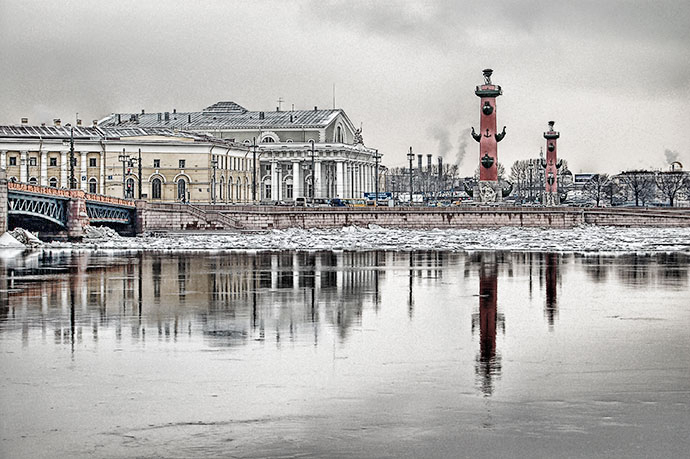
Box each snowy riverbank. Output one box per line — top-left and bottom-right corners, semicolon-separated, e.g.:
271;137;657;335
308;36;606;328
30;224;690;253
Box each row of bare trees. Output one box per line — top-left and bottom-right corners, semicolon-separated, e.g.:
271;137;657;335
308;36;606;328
584;170;689;207
509;159;572;203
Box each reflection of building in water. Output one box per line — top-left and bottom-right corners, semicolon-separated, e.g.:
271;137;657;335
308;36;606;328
471;253;504;396
544;253;560;328
0;251;389;349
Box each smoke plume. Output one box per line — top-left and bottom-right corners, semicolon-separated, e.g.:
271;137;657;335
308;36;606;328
664;149;680;165
456;128;471;166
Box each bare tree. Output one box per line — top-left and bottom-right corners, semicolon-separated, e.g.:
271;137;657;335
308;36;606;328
618;170;656;206
583;173;610;206
655;171;688;207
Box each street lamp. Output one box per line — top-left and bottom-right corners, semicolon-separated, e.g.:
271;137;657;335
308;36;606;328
137;148;142;198
251;137;258;203
118;149;130;198
69;127;76;189
309;139;316;200
374;149;381;207
211;157;218;203
407;146;414;206
126;156;139;199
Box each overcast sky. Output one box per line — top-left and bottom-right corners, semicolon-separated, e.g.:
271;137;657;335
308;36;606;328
1;0;688;175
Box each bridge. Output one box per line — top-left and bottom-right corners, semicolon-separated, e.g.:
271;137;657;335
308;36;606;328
1;174;135;238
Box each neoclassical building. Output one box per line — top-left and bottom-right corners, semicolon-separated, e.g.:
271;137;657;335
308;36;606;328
0;122;252;203
97;101;381;201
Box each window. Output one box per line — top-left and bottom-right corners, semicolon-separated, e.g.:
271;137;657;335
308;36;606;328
152;178;162;199
265;184;272;200
89;157;97;167
9;157;16;166
286;184;293;199
261;137;275;143
154;159;160;168
29;157;37;166
336;126;343;143
179;159;186;169
89;178;97;194
28;177;37;184
49;177;58;188
49;157;57;167
177;179;186;201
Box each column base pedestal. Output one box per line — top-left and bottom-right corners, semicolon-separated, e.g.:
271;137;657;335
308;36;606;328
475;181;502;203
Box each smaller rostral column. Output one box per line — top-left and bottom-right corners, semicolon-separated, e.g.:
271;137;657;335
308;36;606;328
542;121;562;206
472;69;506;203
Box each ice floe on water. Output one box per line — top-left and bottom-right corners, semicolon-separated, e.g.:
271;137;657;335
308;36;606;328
43;224;690;253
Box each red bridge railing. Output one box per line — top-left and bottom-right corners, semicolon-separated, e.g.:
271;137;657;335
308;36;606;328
8;182;135;207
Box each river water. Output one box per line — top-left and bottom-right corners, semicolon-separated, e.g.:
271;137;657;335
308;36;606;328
1;250;688;458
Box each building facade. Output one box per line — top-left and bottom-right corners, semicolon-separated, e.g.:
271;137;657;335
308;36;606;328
0;123;252;203
97;101;381;201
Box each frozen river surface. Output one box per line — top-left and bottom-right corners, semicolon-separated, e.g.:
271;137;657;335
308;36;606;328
52;224;690;253
1;249;688;458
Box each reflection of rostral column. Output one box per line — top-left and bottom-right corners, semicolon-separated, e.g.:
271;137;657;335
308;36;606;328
542;121;562;206
473;254;503;396
472;68;506;203
544;253;559;328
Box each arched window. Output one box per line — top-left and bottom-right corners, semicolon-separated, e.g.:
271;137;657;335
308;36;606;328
219;177;225;201
243;139;251;145
89;178;97;194
9;177;17;183
261;137;275;143
28;177;38;185
336;126;343;143
126;178;135;198
228;177;234;202
49;177;58;188
152;178;162;199
177;179;186;202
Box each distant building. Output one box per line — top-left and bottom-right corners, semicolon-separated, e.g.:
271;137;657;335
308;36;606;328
97;101;380;201
0;123;251;203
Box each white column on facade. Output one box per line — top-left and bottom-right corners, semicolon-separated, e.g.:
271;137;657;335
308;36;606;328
292;160;301;199
270;160;278;201
60;151;68;187
335;160;344;198
40;151;48;186
277;163;283;201
314;160;322;198
80;152;87;191
20;151;28;182
100;150;105;194
351;163;357;197
0;150;7;169
346;162;352;198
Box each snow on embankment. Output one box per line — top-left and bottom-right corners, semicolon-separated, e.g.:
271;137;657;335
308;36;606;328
49;224;690;253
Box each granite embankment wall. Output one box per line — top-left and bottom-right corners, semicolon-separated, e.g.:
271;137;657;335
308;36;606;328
135;202;690;232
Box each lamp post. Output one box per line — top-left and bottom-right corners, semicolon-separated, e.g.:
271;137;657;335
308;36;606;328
137;148;142;199
118;149;130;198
211;157;218;203
251;137;258;203
127;156;138;199
69;127;76;189
407;147;414;206
374;149;381;207
309;139;315;200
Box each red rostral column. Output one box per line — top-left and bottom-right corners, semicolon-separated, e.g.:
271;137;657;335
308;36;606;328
472;69;506;203
542;121;562;206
